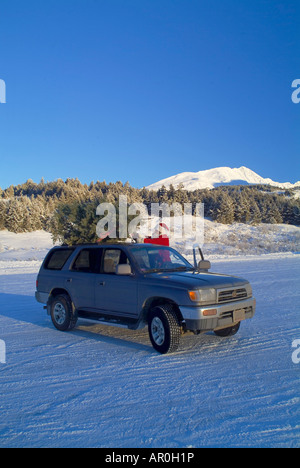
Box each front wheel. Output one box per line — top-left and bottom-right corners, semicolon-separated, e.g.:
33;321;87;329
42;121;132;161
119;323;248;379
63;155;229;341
148;304;181;354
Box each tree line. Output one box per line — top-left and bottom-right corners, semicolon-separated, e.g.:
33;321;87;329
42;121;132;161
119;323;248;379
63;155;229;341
0;178;299;238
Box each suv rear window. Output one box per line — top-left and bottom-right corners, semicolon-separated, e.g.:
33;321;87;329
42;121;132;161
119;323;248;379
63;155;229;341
71;248;101;273
44;248;75;270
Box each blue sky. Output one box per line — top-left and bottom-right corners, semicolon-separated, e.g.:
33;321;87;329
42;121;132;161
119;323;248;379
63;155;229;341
0;0;299;189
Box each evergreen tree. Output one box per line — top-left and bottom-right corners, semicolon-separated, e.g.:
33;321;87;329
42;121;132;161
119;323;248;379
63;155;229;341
157;185;169;203
249;201;262;225
0;200;7;230
5;199;24;233
215;194;235;224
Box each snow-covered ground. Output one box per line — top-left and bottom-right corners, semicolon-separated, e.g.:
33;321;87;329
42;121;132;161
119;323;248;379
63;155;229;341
0;228;299;447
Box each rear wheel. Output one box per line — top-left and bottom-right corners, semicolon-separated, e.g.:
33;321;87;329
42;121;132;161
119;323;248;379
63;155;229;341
50;294;78;331
214;322;240;337
148;304;181;354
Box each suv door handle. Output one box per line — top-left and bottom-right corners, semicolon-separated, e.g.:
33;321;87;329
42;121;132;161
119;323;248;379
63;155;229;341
67;278;72;283
98;281;105;286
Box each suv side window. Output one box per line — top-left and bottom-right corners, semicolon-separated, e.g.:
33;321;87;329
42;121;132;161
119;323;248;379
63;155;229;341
45;248;75;270
71;248;101;273
102;249;130;274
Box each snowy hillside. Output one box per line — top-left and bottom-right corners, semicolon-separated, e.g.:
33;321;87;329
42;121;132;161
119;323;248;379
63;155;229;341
0;222;299;271
181;220;300;259
147;166;300;191
0;230;54;262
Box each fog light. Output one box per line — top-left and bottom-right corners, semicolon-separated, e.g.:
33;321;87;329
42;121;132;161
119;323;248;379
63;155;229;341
203;309;217;316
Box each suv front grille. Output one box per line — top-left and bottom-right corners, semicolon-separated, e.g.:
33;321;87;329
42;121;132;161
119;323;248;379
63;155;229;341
218;288;248;303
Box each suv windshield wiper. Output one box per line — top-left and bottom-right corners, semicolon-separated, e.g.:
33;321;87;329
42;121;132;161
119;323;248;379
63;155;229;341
144;268;162;273
170;266;194;272
145;266;193;273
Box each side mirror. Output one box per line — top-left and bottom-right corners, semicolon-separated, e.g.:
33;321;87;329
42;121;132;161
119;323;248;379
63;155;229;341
116;264;132;276
193;244;211;271
198;260;211;271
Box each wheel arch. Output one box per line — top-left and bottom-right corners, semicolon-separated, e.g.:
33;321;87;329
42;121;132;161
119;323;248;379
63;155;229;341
50;287;70;299
47;288;74;315
142;297;183;324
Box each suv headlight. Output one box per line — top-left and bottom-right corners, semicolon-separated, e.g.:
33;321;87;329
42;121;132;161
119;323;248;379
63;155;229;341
188;288;216;304
246;284;252;297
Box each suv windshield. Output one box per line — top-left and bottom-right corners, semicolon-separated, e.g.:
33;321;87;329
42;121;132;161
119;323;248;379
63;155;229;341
130;245;194;273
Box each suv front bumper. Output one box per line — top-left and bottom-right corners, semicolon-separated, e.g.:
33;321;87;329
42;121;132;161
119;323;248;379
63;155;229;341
180;297;256;332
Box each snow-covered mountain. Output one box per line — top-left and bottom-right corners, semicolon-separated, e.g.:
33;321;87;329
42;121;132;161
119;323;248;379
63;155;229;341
147;166;300;191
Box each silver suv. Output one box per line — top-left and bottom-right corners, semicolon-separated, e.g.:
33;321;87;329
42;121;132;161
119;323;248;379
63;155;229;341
35;243;256;354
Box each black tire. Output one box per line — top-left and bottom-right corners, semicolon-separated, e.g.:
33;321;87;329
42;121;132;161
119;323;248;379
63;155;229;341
50;294;78;331
148;304;181;354
214;322;240;337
